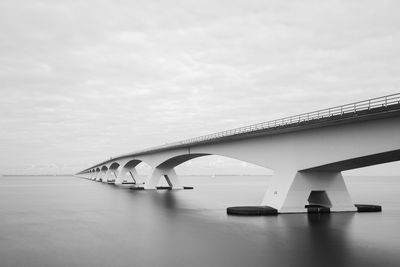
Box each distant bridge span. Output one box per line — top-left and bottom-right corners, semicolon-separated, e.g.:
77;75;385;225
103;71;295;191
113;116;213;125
77;94;400;213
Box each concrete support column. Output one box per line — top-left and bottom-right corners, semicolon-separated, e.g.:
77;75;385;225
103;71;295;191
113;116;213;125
115;167;128;184
144;167;183;189
128;168;140;184
111;169;119;181
102;169;113;183
261;170;356;213
115;167;141;185
98;170;106;182
105;168;119;183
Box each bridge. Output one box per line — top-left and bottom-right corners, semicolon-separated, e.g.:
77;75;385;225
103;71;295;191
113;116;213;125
76;93;400;213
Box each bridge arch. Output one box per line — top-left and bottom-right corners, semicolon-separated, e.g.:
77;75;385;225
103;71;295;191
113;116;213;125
145;152;272;189
101;166;108;172
157;153;210;169
154;152;275;171
122;159;142;169
109;162;120;170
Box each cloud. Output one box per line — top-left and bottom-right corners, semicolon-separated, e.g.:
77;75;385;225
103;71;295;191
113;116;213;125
0;0;399;174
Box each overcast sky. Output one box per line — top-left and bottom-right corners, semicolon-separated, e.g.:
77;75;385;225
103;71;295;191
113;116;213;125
1;0;399;175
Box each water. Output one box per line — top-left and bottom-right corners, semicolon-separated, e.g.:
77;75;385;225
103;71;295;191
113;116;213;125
1;175;400;267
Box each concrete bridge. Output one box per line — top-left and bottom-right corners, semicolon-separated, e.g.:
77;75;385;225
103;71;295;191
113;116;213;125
76;93;400;213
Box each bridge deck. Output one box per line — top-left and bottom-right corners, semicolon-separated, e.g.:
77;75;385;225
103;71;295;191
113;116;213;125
82;93;400;171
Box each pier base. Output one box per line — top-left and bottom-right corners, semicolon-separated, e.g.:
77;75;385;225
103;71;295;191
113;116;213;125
130;186;193;190
227;204;381;216
227;206;278;216
355;204;382;212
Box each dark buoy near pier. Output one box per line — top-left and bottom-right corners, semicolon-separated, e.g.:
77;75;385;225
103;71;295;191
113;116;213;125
227;204;381;216
130;186;194;190
227;206;278;216
306;205;331;214
355;204;382;212
155;186;194;190
130;186;145;190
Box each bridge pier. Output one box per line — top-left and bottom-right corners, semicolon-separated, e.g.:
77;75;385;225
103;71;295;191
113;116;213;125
98;169;107;182
104;169;119;183
144;168;183;189
115;167;141;185
262;170;356;213
102;169;112;182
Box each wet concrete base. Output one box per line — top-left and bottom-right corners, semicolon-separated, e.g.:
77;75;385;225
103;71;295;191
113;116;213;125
130;186;194;190
227;204;382;216
227;206;278;216
306;205;331;214
355;204;382;212
306;204;382;214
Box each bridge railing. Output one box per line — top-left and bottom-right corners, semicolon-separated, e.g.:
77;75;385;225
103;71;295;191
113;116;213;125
177;93;400;145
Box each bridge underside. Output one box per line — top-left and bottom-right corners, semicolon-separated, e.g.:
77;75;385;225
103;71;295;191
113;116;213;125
78;149;399;214
303;149;400;172
78;151;400;213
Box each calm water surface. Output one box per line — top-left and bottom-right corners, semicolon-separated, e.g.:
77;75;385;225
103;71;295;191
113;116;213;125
1;175;400;267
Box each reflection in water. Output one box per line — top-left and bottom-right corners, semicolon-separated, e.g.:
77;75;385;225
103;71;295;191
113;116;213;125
0;175;400;267
156;190;179;210
306;213;352;266
264;213;355;267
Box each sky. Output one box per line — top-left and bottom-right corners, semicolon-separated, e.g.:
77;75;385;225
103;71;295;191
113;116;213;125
0;0;399;175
